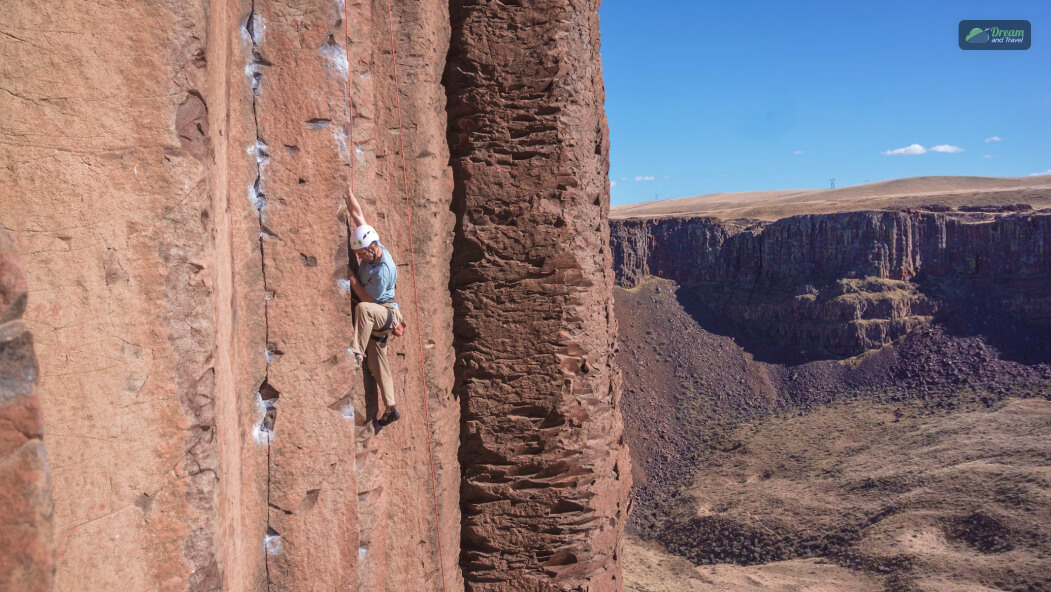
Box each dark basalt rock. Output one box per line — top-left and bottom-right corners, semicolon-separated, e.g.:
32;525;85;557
611;211;1051;362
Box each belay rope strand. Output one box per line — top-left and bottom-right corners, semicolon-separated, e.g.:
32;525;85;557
340;1;449;590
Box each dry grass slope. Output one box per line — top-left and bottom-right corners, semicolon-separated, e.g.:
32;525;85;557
624;537;884;592
612;176;1051;221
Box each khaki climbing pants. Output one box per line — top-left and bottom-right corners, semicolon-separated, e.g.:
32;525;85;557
352;302;402;408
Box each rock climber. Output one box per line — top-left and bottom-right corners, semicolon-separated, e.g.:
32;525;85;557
347;188;405;429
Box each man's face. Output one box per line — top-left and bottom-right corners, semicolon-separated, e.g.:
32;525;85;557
354;243;379;264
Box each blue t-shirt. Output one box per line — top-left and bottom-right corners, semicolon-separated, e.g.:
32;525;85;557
357;242;397;304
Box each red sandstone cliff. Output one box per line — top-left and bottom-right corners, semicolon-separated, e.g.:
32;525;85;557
1;0;627;590
1;0;464;589
445;0;632;589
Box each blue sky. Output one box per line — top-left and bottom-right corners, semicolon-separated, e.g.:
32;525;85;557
600;0;1051;205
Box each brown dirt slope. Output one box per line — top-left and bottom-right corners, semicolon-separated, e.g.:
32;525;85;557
662;397;1051;592
624;537;883;592
616;278;1051;591
611;176;1051;221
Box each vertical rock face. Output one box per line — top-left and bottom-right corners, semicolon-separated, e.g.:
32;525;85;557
612;211;1051;289
446;0;631;590
346;0;464;589
2;0;463;590
0;230;53;592
2;2;223;589
238;1;363;589
2;0;627;588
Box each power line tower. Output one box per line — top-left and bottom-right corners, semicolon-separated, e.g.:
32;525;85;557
829;178;836;189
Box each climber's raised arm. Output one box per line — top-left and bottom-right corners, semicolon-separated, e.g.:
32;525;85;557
347;187;367;228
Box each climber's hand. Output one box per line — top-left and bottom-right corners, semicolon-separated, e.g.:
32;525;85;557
347;274;373;302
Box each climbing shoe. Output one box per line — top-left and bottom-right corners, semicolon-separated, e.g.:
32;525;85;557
378;408;400;427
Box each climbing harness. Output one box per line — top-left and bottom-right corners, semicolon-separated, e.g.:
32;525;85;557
340;2;449;590
370;306;397;346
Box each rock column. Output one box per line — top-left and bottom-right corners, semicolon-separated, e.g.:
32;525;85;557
446;0;632;589
0;230;53;592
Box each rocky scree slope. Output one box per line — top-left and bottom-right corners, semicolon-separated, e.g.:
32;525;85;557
616;279;1051;543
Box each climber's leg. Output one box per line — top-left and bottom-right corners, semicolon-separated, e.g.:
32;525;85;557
351;302;388;357
366;336;396;408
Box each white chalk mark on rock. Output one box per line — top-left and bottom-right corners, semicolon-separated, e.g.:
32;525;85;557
319;38;349;79
264;531;282;555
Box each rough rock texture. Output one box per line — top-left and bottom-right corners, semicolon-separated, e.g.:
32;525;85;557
1;0;462;590
2;0;628;588
3;2;225;589
445;0;632;590
342;0;464;589
0;230;53;591
239;1;363;589
611;211;1051;361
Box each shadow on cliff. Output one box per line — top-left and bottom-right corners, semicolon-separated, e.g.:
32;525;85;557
919;276;1051;366
672;287;825;366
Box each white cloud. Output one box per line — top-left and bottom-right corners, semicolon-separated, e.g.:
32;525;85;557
984;136;1003;143
881;143;964;156
983;154;992;158
634;175;655;181
792;150;803;155
882;144;927;156
610;180;616;188
619;177;627;181
1030;170;1051;176
663;175;670;180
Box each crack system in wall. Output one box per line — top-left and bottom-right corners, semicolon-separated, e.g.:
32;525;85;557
243;7;279;590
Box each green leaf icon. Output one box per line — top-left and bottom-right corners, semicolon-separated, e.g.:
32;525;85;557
965;27;984;41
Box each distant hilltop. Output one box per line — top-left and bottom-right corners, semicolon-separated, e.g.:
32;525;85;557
611;175;1051;221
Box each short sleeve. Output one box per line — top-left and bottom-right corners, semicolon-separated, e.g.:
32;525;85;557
371;262;395;296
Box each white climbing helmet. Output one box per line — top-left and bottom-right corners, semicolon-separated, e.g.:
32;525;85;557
352;224;379;250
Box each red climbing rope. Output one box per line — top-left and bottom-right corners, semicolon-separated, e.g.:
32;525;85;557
341;2;449;591
383;2;450;589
